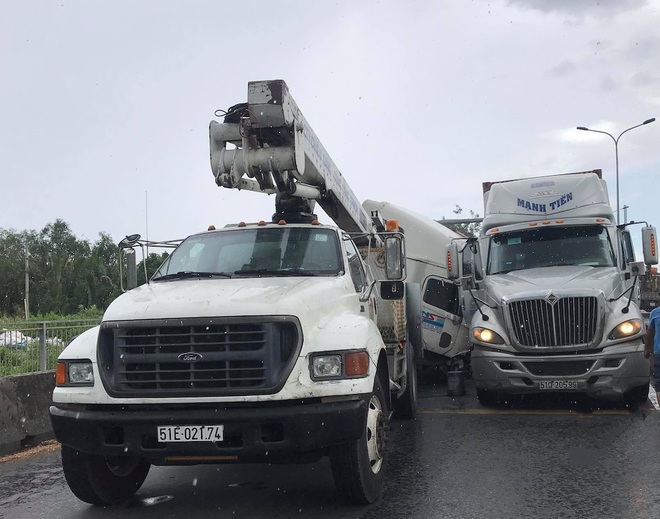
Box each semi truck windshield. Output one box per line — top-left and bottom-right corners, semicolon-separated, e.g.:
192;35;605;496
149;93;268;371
488;224;615;275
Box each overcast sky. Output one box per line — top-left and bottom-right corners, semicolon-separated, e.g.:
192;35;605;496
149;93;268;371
2;0;659;249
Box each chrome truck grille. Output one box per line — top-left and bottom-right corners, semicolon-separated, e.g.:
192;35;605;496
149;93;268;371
98;317;301;397
507;296;598;348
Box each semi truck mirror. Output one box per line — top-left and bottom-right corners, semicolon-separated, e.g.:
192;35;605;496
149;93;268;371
384;236;404;280
642;226;658;265
380;281;404;300
630;261;646;277
446;243;460;279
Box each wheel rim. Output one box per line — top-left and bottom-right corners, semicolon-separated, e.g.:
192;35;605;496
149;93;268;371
105;456;142;477
365;393;385;474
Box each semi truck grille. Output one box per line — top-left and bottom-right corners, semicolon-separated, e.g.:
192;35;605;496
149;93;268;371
98;317;301;397
507;297;598;348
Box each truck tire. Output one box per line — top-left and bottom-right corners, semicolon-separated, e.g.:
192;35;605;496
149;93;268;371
405;283;423;358
624;384;649;405
476;387;501;408
393;343;418;419
61;445;151;505
330;374;389;504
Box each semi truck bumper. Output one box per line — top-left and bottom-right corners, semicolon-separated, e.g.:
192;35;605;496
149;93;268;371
471;339;650;399
50;397;367;464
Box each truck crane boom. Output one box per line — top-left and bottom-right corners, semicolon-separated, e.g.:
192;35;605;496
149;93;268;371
210;80;374;234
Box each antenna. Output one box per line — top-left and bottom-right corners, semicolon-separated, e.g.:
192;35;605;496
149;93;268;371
145;191;149;258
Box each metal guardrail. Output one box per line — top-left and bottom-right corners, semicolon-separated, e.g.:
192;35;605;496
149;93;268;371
0;319;101;376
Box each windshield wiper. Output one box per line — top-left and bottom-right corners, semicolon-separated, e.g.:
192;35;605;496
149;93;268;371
234;268;321;277
152;271;232;282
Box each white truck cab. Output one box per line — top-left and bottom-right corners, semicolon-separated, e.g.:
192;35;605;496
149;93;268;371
448;170;658;405
50;81;414;506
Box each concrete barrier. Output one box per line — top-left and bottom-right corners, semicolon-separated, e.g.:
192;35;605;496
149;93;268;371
0;371;55;456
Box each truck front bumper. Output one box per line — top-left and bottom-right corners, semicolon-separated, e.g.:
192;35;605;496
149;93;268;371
50;397;367;464
471;339;650;399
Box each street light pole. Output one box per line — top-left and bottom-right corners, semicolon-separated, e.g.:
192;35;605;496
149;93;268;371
24;239;30;319
577;118;655;224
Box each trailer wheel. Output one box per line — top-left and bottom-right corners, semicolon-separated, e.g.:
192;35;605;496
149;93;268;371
393;344;418;419
330;374;389;504
624;384;649;405
61;445;151;505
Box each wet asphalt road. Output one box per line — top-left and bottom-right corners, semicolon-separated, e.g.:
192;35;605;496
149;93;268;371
2;378;660;519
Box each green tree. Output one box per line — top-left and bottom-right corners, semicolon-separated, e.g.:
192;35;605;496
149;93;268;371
88;232;123;309
137;252;170;285
28;220;91;314
440;205;482;238
0;229;31;317
0;220;126;318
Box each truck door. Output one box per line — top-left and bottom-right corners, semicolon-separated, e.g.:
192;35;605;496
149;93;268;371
420;276;468;358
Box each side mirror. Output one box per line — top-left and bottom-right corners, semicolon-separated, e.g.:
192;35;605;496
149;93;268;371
446;243;460;279
461;276;475;291
380;281;404;300
119;233;141;249
642;226;658;265
384;236;404;280
630;261;646;277
118;233;142;291
125;248;138;290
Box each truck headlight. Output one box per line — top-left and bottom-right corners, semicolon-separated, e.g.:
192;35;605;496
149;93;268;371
473;327;505;345
311;355;342;378
309;350;369;380
608;319;642;340
56;360;94;386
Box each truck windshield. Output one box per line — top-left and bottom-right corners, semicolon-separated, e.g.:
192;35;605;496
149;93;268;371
152;227;342;280
487;224;615;275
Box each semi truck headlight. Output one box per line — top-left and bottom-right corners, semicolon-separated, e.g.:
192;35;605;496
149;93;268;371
310;351;369;380
608;319;642;340
56;360;94;386
473;327;505;345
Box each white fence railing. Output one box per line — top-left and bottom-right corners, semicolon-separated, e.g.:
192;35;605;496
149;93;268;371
0;319;101;376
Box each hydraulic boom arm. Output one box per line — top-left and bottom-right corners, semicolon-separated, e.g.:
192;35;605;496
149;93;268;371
210;80;374;234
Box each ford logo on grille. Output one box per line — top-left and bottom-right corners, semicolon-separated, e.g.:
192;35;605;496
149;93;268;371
178;352;203;363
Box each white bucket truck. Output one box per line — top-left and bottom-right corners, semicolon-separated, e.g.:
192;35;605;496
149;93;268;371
447;169;658;405
50;80;415;506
